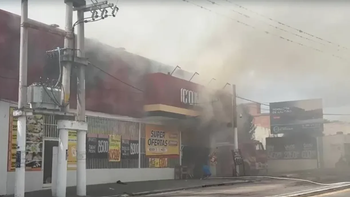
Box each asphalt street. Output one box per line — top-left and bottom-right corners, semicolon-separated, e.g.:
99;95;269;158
309;188;350;197
142;179;324;197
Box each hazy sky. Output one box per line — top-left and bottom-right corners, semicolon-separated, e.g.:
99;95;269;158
2;0;350;120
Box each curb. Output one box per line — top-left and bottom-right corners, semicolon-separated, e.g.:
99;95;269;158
282;183;350;197
122;180;250;196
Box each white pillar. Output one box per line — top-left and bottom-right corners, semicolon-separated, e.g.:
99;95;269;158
77;131;87;196
52;146;58;197
56;124;69;197
57;120;87;197
15;0;28;196
15;116;27;197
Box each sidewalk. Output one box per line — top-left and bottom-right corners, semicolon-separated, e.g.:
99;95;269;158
6;179;248;197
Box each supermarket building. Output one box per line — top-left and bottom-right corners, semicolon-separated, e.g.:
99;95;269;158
0;9;235;195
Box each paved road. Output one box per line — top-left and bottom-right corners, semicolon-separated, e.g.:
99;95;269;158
142;179;323;197
310;188;350;197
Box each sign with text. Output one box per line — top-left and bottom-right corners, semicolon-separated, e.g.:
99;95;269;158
129;140;139;159
266;136;318;160
121;139;130;159
145;125;179;157
67;130;77;170
86;133;98;158
270;99;323;134
109;135;121;162
96;134;109;159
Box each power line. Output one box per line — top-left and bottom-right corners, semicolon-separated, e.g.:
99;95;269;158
88;62;144;92
209;0;331;49
226;0;350;51
182;0;348;62
0;75;18;80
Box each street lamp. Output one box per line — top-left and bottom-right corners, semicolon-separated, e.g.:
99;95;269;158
170;65;181;76
189;72;199;81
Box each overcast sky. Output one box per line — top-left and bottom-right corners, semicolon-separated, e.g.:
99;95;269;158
2;0;350;120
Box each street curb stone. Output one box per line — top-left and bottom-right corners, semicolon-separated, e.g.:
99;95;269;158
121;180;250;196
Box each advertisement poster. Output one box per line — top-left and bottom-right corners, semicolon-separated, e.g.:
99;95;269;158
25;115;44;171
121;139;130;159
7;107;17;171
8;107;44;172
109;134;121;162
67;130;77;170
145;125;179;157
148;158;168;168
129;140;139;159
86;133;98;159
97;134;109;159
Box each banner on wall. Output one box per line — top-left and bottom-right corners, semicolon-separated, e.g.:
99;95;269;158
97;134;109;159
121;139;130;159
145;125;179;157
8;107;43;172
148;158;168;168
68;130;77;170
129;140;139;159
109;135;121;162
86;133;98;158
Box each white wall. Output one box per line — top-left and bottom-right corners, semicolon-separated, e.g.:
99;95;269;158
254;126;270;147
321;134;350;168
0;100;10;195
267;159;318;173
5;168;174;194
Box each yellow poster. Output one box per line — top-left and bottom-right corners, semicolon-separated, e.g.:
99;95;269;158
8;107;43;172
67;130;77;170
109;135;121;162
145;125;179;157
8;107;17;171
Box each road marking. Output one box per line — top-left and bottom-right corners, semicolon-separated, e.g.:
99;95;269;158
311;187;350;196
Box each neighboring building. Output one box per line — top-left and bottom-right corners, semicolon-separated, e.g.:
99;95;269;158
0;9;236;195
239;103;271;147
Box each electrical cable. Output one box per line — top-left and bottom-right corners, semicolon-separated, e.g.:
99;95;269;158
225;0;350;51
182;0;349;62
208;0;332;49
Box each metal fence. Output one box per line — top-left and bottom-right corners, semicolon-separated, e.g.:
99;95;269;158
42;114;179;169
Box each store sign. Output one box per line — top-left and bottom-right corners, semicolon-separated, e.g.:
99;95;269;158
145;124;179;157
180;88;200;106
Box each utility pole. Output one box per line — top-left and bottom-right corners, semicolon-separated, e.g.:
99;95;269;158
56;1;74;197
232;84;240;176
76;6;87;196
55;1;119;196
15;0;28;197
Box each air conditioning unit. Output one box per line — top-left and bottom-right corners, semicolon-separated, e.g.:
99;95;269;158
27;83;62;110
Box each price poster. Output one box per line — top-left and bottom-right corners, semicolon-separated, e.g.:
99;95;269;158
121;139;130;159
96;134;109;159
67;130;77;170
86;133;98;159
109;134;121;162
129;140;139;159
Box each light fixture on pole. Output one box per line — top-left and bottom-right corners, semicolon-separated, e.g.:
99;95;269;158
208;78;216;85
170;65;181;76
189;72;199;82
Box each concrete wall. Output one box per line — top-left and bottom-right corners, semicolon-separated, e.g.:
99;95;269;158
0;100;12;195
267;159;318;173
5;168;174;194
321;134;350;168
